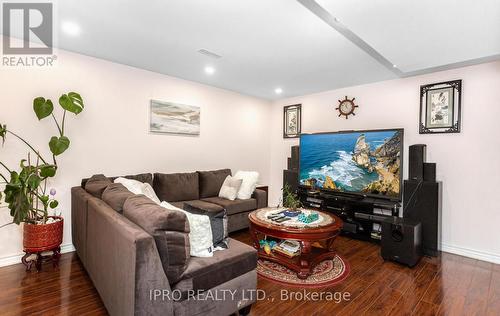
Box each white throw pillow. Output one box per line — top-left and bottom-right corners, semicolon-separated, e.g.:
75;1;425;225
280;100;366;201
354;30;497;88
160;201;214;258
233;171;259;200
218;175;243;201
114;177;161;204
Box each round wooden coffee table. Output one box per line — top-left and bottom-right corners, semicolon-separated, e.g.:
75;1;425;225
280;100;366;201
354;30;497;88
249;207;343;279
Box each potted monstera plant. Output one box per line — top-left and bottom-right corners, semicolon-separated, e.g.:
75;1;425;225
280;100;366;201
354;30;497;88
0;92;84;261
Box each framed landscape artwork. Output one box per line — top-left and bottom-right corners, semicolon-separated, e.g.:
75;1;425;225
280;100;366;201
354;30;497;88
419;80;462;134
283;104;301;138
150;100;200;135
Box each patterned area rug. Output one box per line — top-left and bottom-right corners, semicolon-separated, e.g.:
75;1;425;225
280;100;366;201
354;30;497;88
256;255;350;288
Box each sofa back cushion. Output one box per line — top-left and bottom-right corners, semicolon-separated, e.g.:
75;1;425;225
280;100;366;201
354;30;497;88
84;174;112;198
197;169;231;198
153;172;199;202
123;195;190;283
102;183;135;213
81;173;153;187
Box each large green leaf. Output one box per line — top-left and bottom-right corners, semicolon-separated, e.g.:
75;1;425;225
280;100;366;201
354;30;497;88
26;174;41;190
49;136;70;156
39;164;57;178
59;92;84;114
12;192;30;225
33;97;54;120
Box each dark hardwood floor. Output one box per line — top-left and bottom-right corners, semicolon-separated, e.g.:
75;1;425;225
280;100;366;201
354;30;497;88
1;230;499;315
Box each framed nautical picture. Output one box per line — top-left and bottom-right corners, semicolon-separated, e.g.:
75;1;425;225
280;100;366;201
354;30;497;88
150;100;200;135
283;104;301;138
419;80;462;134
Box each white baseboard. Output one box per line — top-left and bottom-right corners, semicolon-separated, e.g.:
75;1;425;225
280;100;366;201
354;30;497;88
441;243;500;264
0;243;75;268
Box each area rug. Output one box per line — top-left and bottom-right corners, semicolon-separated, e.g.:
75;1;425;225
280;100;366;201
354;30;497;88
256;255;350;288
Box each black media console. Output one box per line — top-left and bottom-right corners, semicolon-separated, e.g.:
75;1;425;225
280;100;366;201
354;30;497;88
297;187;401;242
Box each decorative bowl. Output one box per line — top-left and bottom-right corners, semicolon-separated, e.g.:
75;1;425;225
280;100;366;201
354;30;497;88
283;209;302;217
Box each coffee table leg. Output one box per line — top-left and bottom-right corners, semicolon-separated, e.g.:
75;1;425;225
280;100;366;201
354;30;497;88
298;241;312;279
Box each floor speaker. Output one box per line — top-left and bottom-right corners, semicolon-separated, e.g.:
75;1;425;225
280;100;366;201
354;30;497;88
409;144;426;180
423;163;436;182
381;218;422;267
403;180;441;256
283;170;298;193
290;146;300;171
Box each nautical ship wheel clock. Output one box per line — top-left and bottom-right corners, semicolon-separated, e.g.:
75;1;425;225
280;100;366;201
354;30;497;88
336;96;358;119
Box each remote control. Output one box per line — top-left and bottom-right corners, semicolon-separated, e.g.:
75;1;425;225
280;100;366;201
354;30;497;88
275;217;291;223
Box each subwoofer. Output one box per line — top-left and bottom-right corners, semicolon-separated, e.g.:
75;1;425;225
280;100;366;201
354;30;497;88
409;144;426;181
403;180;441;256
381;217;422;267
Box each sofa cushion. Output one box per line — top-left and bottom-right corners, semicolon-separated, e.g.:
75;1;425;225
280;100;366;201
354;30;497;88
84;174;112;198
200;197;257;215
218;175;243;201
233;171;259;200
81;173;153;187
124;195;189;232
113;173;153;186
197;169;231;198
123;195;190;283
101;183;135;213
154;172;199;202
172;238;257;294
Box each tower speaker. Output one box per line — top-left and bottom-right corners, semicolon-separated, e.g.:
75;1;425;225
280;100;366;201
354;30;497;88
283;170;298;193
423;163;436;182
409;144;426;180
403;180;441;256
290;146;300;171
381;218;422;267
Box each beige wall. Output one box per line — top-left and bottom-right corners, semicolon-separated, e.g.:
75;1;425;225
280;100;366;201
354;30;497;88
0;46;272;265
269;60;500;263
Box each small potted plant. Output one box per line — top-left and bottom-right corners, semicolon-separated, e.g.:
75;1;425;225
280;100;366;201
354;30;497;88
281;183;302;217
0;92;84;270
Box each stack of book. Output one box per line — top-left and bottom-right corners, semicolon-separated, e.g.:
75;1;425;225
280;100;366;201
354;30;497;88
273;240;301;258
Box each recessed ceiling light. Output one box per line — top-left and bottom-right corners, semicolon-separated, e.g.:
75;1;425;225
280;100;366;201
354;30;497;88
204;66;215;75
393;64;398;68
275;88;283;95
61;21;81;36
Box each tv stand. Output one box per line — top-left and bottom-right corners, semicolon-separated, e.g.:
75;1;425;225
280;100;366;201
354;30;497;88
297;188;401;242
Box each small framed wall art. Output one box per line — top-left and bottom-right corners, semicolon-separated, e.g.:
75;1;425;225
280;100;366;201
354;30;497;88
419;80;462;134
283;104;301;138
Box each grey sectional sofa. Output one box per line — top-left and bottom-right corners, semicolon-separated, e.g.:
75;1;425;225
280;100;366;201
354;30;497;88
72;170;266;316
80;169;267;233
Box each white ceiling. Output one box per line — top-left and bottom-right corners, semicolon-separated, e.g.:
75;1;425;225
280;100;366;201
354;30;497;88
4;0;500;99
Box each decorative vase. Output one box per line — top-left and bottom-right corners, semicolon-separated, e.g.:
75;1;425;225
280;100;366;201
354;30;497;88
23;216;64;252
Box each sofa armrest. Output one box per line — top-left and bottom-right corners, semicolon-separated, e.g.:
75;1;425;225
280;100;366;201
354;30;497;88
71;186;93;266
252;189;268;209
86;198;173;316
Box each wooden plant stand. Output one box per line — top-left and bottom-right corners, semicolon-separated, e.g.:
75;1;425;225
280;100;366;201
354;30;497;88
21;246;61;272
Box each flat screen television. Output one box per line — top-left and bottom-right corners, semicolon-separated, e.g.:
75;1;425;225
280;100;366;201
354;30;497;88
299;129;404;200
